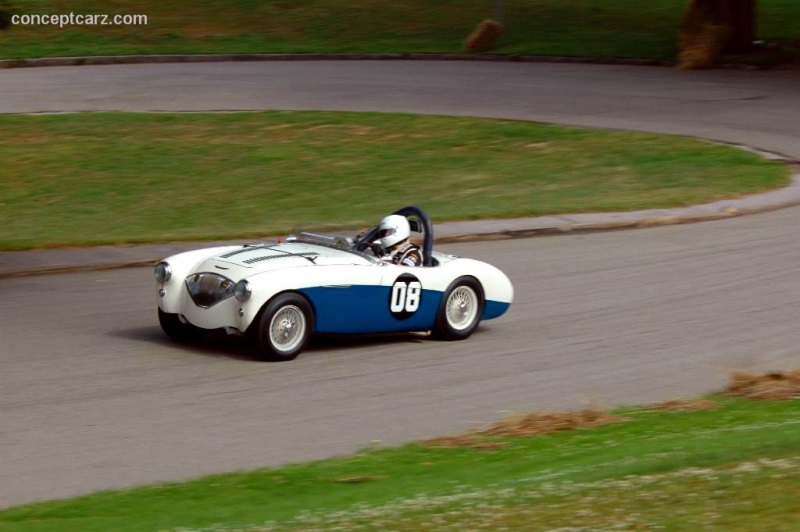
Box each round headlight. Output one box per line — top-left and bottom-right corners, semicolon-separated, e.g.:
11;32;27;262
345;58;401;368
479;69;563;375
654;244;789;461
234;280;252;302
154;262;172;283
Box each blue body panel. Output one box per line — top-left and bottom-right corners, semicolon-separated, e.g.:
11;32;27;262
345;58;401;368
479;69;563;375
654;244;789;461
483;300;511;320
299;286;377;334
374;288;443;333
300;285;440;333
300;285;509;334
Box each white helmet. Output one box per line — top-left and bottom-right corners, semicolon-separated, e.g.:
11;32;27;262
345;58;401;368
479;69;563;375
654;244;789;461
378;215;410;249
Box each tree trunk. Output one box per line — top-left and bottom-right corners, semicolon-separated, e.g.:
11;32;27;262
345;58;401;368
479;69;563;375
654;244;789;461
713;0;756;53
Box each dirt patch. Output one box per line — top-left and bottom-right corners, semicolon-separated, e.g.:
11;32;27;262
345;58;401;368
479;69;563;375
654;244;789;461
480;406;628;437
726;370;800;401
644;399;720;412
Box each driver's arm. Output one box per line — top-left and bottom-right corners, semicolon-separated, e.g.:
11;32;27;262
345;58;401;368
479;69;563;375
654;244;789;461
400;248;422;267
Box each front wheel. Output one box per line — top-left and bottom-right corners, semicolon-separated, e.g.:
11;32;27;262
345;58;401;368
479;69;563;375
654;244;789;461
254;293;314;361
158;308;205;342
432;277;484;341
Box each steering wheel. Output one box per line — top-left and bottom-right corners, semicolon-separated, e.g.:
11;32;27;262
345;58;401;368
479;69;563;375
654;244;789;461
352;226;380;254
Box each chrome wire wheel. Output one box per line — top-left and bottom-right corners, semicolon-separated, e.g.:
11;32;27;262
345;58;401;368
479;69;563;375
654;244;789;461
255;293;314;361
433;277;484;341
269;305;306;353
445;286;479;331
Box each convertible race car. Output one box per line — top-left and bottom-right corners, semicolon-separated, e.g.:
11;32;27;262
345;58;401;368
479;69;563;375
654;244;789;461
154;206;513;361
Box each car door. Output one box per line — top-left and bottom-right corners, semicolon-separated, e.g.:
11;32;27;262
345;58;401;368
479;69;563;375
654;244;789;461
374;264;442;333
300;263;384;334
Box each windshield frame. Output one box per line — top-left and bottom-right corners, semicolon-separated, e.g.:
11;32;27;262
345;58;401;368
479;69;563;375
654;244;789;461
285;229;384;265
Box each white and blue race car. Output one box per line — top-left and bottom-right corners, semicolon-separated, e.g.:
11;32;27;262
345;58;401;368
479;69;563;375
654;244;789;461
154;206;513;361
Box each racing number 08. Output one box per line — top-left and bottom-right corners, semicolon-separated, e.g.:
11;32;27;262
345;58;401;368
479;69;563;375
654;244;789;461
390;281;421;313
389;274;423;320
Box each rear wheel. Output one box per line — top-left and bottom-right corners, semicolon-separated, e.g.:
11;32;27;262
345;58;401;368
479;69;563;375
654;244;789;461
254;293;314;361
432;277;484;341
158;308;205;342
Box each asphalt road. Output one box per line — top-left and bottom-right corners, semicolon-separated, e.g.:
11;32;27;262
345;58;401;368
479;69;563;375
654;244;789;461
1;61;799;507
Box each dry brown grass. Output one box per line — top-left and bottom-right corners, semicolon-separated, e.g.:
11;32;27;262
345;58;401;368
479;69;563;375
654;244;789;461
644;399;720;412
726;370;800;401
424;371;800;451
424;435;508;451
425;407;629;449
464;19;505;53
480;406;628;437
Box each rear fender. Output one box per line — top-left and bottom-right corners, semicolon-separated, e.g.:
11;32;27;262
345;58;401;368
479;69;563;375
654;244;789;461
437;258;514;319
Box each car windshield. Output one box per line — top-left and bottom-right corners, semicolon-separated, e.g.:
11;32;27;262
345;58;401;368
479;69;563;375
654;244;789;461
286;224;383;264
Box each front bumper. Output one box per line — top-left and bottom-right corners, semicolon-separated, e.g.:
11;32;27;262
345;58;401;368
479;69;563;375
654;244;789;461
157;279;248;332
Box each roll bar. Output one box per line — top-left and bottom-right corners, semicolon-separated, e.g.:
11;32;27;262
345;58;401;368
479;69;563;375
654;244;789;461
391;206;434;267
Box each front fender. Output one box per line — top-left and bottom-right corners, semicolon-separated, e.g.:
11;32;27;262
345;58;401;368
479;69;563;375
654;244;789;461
156;246;242;314
236;272;296;332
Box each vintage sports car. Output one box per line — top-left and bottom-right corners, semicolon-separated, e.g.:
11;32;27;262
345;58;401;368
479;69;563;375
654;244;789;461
154;206;513;361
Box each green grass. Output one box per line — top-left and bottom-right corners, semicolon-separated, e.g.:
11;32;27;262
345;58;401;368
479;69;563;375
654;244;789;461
0;111;787;250
1;397;798;531
0;0;798;61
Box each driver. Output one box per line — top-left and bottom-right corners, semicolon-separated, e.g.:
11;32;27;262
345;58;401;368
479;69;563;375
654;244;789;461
377;215;422;267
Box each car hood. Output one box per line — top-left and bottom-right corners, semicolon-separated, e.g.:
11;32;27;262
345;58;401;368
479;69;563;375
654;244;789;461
193;242;376;279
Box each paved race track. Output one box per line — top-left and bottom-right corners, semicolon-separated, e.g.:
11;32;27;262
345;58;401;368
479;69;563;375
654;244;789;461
1;61;799;506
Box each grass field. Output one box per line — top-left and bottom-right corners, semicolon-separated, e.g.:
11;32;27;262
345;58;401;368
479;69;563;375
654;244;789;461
0;0;798;61
0;111;787;250
1;395;798;531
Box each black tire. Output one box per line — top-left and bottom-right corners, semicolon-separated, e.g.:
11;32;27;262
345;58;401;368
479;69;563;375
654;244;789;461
432;277;484;341
158;308;205;342
254;293;314;362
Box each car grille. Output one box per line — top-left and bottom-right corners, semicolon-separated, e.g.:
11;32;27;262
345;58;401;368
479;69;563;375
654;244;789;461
185;273;235;308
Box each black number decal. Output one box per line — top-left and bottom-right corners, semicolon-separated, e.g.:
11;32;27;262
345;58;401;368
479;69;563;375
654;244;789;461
389;274;422;320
